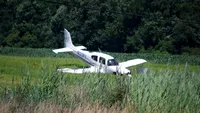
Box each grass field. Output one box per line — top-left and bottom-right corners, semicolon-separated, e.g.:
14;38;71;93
0;47;200;113
0;55;199;86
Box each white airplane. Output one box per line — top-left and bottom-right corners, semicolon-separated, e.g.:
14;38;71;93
53;29;147;77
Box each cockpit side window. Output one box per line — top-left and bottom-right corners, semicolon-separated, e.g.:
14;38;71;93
99;57;105;65
107;59;119;66
91;55;98;61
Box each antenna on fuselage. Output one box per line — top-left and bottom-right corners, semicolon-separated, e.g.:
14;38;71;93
98;48;102;53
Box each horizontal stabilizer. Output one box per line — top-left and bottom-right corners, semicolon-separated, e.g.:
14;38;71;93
76;46;87;50
52;48;73;54
119;59;147;68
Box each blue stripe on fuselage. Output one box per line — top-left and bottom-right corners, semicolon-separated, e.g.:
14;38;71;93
73;50;94;66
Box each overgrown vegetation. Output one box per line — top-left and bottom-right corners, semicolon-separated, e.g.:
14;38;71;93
0;61;200;113
0;0;200;54
0;48;200;112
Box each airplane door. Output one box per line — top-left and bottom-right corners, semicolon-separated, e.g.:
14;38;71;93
99;57;106;73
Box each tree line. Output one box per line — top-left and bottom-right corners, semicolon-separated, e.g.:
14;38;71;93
0;0;200;55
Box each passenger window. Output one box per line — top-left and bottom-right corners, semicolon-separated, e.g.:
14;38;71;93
91;55;98;61
99;57;105;65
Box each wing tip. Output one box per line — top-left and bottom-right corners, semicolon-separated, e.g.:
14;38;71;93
52;50;58;54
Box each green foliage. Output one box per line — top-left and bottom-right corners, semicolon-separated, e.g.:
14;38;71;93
5;30;20;47
0;0;200;54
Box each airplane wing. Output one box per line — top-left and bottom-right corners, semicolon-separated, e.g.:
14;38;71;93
119;59;147;68
57;67;95;74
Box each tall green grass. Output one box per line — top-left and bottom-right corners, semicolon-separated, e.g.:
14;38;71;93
1;63;200;112
0;47;200;112
0;47;200;65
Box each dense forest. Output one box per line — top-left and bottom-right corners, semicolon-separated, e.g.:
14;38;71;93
0;0;200;55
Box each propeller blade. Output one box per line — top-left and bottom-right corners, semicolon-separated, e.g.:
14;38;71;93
137;66;148;74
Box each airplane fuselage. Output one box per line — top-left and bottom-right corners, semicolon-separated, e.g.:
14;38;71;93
53;29;147;76
72;48;125;74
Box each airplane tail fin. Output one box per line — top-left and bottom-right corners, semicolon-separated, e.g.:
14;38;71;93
52;28;86;54
64;29;75;49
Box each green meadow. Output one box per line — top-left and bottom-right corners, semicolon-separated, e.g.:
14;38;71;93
0;55;84;86
1;55;199;87
0;47;200;113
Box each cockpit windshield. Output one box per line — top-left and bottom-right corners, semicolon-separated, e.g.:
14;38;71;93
107;59;119;66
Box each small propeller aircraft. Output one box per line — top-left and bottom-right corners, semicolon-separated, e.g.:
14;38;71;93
53;29;147;77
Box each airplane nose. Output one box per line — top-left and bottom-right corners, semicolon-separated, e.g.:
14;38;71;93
126;71;131;75
123;69;131;76
126;71;132;77
115;66;132;77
